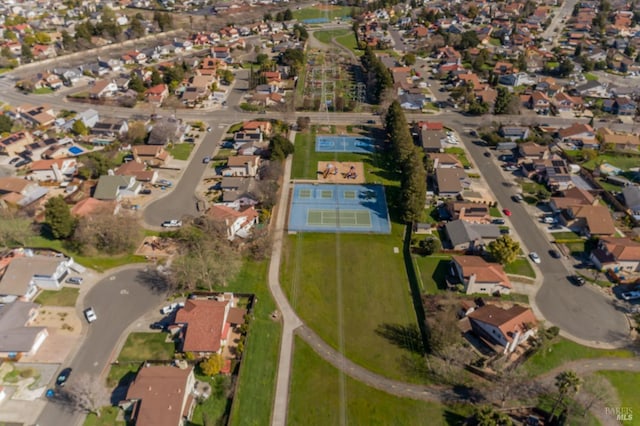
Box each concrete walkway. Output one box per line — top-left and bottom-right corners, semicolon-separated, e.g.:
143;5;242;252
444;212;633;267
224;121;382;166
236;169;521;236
269;131;303;426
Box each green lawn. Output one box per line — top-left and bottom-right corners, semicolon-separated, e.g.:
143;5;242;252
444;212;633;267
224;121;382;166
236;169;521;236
443;147;472;168
106;363;141;388
597;371;640;419
565;241;585;256
84;406;125;426
33;87;54;94
413;255;452;294
313;29;350;44
34;287;79;307
191;375;230;426
168;143;194;161
584;73;598;81
24;235;146;272
335;32;362;56
489;207;502;217
292;131;392;184
523;338;634;377
504;257;536;279
288;337;471;425
228;260;282;426
292;5;354;21
551;231;582;242
117;332;175;363
281;226;423;382
583;154;640;171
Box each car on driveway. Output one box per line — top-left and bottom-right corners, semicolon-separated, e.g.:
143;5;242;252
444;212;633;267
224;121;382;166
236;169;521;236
66;277;83;284
140;189;152;195
84;307;97;323
569;275;586;286
529;252;541;264
150;322;165;330
162;219;182;228
512;194;524;203
157;179;172;187
503;208;512;217
56;368;72;387
621;290;640;301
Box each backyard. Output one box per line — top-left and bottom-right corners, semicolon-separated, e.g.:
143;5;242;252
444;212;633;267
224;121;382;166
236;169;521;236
34;287;79;307
582;153;640;171
413;254;451;293
287;337;472;425
281;225;423;383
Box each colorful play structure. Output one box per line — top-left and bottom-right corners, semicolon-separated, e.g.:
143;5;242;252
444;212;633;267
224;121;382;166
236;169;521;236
323;163;338;178
344;165;357;180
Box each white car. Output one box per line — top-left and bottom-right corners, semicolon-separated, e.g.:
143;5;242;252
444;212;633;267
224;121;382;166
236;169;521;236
84;307;97;323
162;220;182;228
529;252;541;264
621;290;640;301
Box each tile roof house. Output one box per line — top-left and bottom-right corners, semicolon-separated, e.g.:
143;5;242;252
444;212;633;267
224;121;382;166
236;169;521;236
435;168;467;198
0;177;49;207
71;197;119;217
206;205;259;240
446;201;492;224
428;153;463;169
590;237;640;273
241;121;272;135
444;220;501;251
451;255;512;295
27;159;77;182
18;105;56;128
115;161;158;183
124;365;196;426
132;145;169;167
222;156;260;177
88;79;118;99
145;84;169;105
518;142;549;162
93;175;141;201
0;301;48;358
467;304;537;353
0;254;74;301
597;128;640;152
174;299;232;354
550;186;598;213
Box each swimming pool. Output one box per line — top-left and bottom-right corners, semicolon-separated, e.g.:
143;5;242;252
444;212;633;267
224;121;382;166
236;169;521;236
68;146;84;155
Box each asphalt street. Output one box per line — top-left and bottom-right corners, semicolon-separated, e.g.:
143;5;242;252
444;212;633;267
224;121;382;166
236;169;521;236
455;127;630;344
36;266;168;426
142;70;249;226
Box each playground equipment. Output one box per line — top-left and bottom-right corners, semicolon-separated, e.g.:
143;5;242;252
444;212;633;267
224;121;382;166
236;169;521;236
323;163;338;178
345;165;358;180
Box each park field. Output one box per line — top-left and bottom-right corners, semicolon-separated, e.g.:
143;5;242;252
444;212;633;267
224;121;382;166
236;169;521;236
288;337;471;425
292;5;354;21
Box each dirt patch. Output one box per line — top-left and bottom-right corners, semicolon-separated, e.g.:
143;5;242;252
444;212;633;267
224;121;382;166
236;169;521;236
317;161;365;184
20;307;82;364
31;307;81;333
316;4;340;10
135;236;179;258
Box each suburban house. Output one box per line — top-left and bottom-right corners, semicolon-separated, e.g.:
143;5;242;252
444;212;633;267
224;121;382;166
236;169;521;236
27;159;77;182
562;204;616;237
419;128;445;152
222;156;260;177
18;105;56;127
206;205;259;240
622;186;640;218
499;127;529;141
467;304;537;354
557;123;596;147
0;302;48;359
242;121;272;135
233;130;263;146
0;132;34;156
526;91;551;113
451;255;512;295
597;128;640;152
145;84;169;105
93;175;142;201
518;142;549;162
132;145;169;168
444;220;501;251
114;162;158;183
428;153;462;169
88;79;118;99
174;299;238;355
91;118;129;140
0;254;74;302
550;186;598;213
446;201;492;224
147;118;182;146
71;198;119;217
62;109;100;131
435;168;468;198
123;365;196;426
590;237;640;273
0;177;49;207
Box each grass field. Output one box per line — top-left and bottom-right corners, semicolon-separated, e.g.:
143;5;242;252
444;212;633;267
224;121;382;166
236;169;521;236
523;338;634;377
292;5;353;21
335;32;361;56
34;287;79;307
413;255;451;294
167;143;194;161
33;87;54;94
281;225;423;382
597;371;640;418
583;154;640;171
106;363;140;388
504;257;536;278
313;29;350;44
83;407;125;426
228;260;281;426
117;332;175;362
288;337;471;425
552;231;582;241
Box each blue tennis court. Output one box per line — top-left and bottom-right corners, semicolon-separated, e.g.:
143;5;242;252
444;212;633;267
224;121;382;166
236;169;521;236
315;135;376;153
288;183;391;234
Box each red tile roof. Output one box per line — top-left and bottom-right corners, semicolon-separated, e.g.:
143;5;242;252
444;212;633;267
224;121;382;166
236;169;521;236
175;299;228;353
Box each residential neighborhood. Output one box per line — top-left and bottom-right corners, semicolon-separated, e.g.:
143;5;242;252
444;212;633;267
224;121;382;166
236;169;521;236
0;0;640;425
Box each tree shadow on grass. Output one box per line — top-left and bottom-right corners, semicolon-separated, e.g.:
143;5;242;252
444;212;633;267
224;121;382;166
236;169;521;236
375;323;425;354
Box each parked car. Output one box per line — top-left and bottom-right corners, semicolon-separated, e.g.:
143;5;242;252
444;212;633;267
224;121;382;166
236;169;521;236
150;322;165;330
543;216;556;224
84;307;97;323
157;179;172;187
529;252;541;264
503;208;512;217
500;228;511;235
66;277;83;284
549;249;561;259
8;157;20;165
569;275;586;286
161;219;182;228
203;156;211;164
140;189;152;195
160;302;183;315
56;368;72;387
512;194;524;203
621;290;640;301
207;127;212;132
483;151;491;157
492;218;505;225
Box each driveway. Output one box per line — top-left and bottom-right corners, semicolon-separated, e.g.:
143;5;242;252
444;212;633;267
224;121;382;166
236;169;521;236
35;265;169;426
454;126;630;345
143;70;249;227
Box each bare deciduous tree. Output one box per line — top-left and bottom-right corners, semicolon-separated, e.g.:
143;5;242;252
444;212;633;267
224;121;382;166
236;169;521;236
577;374;618;417
73;208;142;255
0;209;35;248
60;373;110;417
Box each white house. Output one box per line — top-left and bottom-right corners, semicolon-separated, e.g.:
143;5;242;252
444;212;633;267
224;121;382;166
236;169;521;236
93;175;141;200
223;155;260;177
27;159;77;182
467;304;537;354
206;205;259;240
451;255;512;295
0;254;74;302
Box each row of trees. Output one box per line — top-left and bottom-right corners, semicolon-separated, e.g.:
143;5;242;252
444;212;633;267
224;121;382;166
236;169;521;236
385;101;426;223
361;46;393;104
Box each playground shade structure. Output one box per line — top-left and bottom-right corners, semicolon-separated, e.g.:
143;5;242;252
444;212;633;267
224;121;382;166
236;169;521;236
288;183;391;234
315;135;376;153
